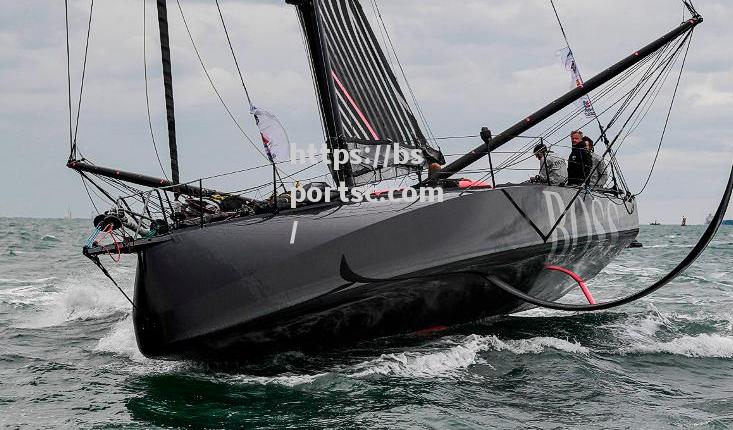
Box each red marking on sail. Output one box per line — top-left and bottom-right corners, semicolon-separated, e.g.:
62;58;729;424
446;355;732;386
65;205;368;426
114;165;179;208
331;70;380;140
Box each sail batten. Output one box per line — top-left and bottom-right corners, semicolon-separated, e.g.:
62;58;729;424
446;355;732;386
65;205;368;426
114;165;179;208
290;0;444;186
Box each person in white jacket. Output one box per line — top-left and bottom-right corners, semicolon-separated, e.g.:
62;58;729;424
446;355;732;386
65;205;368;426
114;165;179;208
529;143;567;186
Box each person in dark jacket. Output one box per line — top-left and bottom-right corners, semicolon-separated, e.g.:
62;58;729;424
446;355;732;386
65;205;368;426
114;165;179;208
567;130;592;185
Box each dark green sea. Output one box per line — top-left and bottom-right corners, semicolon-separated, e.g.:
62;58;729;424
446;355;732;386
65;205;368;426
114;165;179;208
1;218;731;429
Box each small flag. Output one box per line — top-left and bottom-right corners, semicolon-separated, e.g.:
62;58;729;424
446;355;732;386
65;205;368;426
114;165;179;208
251;106;290;163
558;47;597;118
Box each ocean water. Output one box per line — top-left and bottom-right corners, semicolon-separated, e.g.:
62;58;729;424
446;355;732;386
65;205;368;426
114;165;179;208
1;218;731;429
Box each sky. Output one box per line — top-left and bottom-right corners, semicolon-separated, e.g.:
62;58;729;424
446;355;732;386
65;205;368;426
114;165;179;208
1;0;731;224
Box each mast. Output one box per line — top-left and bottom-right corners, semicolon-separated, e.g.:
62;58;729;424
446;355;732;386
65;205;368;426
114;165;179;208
423;14;702;185
156;0;180;185
287;0;354;187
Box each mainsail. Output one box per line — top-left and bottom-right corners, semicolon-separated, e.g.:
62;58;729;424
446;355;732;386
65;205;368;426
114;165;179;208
289;0;444;186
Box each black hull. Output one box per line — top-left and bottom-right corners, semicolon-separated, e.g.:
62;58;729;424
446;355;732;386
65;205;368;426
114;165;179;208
133;186;639;360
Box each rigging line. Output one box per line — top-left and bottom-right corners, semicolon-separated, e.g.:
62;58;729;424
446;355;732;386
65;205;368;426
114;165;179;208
143;0;169;179
214;0;253;108
588;33;692;193
64;0;74;160
594;38;685;187
174;0;268;162
494;57;652;174
214;0;293;194
635;30;694;196
71;0;94;152
228;162;323;195
490;55;652;173
550;0;625;189
482;59;670;187
79;171;118;205
549;0;571;48
79;175;101;214
369;0;440;151
617;46;682;146
604;32;691;156
595;35;687;188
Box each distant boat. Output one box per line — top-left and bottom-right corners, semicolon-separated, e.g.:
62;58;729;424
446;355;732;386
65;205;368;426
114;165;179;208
722;220;733;226
650;220;661;225
681;216;688;227
705;213;714;225
64;206;72;221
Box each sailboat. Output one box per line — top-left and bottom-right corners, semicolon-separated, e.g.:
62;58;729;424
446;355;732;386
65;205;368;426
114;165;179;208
682;216;688;227
64;1;712;360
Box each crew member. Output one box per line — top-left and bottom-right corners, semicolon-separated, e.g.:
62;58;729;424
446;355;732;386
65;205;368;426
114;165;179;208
567;130;592;185
529;143;567;185
428;162;443;177
583;136;609;188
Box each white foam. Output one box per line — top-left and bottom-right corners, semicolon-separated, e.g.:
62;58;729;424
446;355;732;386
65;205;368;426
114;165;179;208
349;335;490;378
488;336;590;355
232;373;328;387
11;270;133;328
93;315;188;375
604;303;671;344
348;334;588;379
623;334;733;358
0;277;57;288
95;315;145;361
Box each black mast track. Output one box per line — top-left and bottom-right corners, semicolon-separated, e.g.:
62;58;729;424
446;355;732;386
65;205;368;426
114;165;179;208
156;0;180;185
288;0;354;187
421;15;702;185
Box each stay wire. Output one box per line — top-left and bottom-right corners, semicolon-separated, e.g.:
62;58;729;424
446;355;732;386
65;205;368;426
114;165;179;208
461;32;686;195
214;0;253;108
635;30;694;196
551;0;625;191
370;0;440;152
174;0;268;162
214;0;288;193
64;0;74;160
71;0;94;156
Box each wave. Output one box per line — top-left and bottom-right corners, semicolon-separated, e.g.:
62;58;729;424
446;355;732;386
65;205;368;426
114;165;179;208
349;335;491;378
95;316;145;361
489;336;589;355
348;334;588;379
40;235;61;242
622;334;733;358
0;277;57;287
232;373;329;387
604;305;733;359
10;272;132;328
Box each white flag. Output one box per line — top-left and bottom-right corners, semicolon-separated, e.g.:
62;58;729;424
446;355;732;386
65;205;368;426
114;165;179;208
557;47;597;118
250;106;290;163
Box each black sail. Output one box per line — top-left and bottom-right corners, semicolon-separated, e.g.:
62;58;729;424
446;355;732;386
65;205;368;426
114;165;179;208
291;0;444;186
